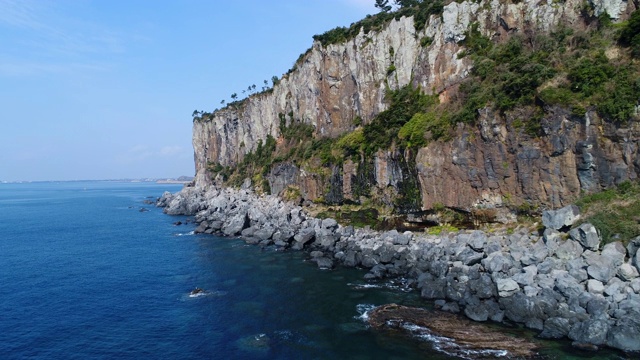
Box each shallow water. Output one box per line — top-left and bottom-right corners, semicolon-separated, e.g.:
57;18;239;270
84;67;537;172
0;182;629;359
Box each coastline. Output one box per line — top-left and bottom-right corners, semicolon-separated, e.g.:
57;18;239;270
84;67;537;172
157;184;640;354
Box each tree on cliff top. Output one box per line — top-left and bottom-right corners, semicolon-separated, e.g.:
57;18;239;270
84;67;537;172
375;0;392;12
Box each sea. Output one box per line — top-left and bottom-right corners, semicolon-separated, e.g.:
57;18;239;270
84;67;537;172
0;181;629;359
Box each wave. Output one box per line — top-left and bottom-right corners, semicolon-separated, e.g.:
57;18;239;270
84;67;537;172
354;303;377;322
347;278;413;293
401;323;509;359
185;289;227;299
175;231;195;237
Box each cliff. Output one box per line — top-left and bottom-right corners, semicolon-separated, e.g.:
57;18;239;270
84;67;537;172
192;0;639;220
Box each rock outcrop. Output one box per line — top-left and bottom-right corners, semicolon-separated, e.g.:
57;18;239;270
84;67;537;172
192;0;639;214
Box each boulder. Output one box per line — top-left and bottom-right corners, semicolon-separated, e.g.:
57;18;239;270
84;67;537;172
512;265;538;286
586;296;609;316
464;301;489;322
496;278;519;297
587;279;605;294
555;239;584;260
607;319;640;352
321;218;338;229
470;274;496;299
539;317;571;339
586;256;616;283
568;319;610;346
293;228;315;246
482;251;514;274
457;247;484;266
420;278;447;299
555;272;585;300
467;230;487;251
542;228;561;252
626;235;640;261
314;257;334;270
222;213;249;236
618;263;639;281
542;205;580;230
569;223;600;250
601;241;626;267
253;226;275;240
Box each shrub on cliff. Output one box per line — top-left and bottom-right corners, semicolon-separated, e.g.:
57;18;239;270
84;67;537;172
453;17;640;127
619;10;640;57
575;181;640;245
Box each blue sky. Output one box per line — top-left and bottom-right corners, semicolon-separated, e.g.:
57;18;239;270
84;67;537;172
0;0;376;181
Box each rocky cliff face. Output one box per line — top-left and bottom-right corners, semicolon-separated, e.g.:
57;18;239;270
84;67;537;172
192;0;638;214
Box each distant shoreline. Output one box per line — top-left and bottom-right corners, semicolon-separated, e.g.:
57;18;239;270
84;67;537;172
1;177;193;184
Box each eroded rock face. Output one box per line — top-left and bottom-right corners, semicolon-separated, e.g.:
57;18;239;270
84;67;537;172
187;0;640;213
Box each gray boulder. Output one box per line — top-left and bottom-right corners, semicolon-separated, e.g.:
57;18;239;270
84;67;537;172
222;213;249;236
555;272;585;300
586;296;610;316
496;278;519;297
512;265;538;286
321;218;338;229
601;242;626;267
482;251;514;274
607;319;640;352
627;235;640;261
293;228;315;246
586;255;616;283
254;226;275;240
539;317;571;339
420;278;447;299
568;318;610;346
569;223;601;250
467;230;487;251
314;257;334;270
543;228;561;252
542;205;580;230
555;239;584;260
587;279;605;294
618;263;639;281
464;301;490;322
457;247;484;266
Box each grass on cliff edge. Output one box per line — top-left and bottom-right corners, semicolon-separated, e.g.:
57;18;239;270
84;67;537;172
575;181;640;246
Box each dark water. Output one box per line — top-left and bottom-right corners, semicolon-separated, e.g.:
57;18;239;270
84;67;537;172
0;182;629;359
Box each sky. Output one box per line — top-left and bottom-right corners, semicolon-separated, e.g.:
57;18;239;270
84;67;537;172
0;0;377;181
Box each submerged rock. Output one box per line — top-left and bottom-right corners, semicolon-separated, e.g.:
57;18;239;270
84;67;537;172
367;304;540;358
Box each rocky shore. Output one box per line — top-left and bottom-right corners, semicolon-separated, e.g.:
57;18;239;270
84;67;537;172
157;185;640;353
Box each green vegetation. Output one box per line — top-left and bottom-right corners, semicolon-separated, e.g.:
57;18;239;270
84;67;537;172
618;10;640;58
312;0;444;47
362;85;438;155
453;17;640;127
398;111;451;147
575;181;640;246
427;224;460;235
317;207;381;228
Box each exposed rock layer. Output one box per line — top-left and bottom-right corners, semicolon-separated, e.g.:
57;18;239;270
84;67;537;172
192;0;639;211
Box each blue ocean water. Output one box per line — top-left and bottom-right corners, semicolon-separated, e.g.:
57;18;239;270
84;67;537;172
0;182;627;359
